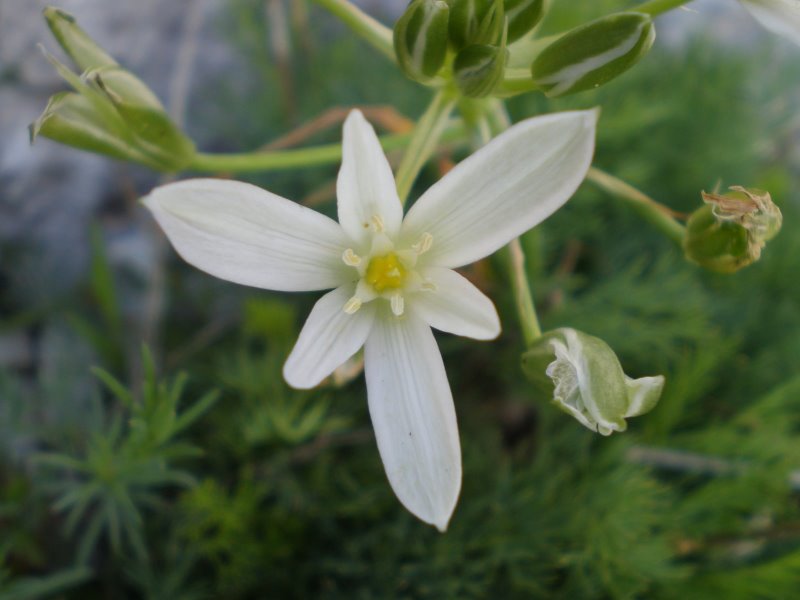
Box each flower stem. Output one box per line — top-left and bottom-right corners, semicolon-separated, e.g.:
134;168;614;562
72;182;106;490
482;99;542;346
313;0;395;62
395;88;457;205
189;127;464;173
586;167;686;246
634;0;692;16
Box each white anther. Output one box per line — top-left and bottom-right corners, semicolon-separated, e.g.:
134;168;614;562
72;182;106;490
370;215;385;233
342;248;362;267
343;296;363;314
420;280;437;292
390;294;405;317
412;232;433;255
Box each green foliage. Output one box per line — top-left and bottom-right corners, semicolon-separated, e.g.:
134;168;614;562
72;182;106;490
32;350;217;564
3;0;800;597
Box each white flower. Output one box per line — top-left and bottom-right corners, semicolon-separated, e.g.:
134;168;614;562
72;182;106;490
739;0;800;46
143;109;597;530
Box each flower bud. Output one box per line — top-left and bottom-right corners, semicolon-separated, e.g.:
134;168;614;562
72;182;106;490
449;0;504;50
530;12;655;97
683;186;782;273
30;9;195;172
394;0;451;83
453;43;508;97
505;0;549;43
521;328;664;435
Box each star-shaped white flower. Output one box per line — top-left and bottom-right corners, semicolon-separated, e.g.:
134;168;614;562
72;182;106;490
739;0;800;46
143;109;596;530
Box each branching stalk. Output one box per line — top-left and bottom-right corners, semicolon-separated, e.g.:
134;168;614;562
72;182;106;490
313;0;395;62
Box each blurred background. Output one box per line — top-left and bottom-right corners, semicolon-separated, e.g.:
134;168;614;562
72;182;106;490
1;0;800;597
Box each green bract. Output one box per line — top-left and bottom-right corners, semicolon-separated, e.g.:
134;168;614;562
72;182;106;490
394;0;451;83
683;186;782;273
530;12;655;98
30;7;195;172
522;328;664;435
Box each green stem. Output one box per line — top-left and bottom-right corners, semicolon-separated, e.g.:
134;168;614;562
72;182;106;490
482;99;542;346
313;0;395;62
189;128;466;173
634;0;692;17
586;167;686;246
395;88;457;205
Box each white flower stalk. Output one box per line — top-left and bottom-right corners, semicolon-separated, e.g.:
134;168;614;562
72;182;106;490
740;0;800;46
143;109;597;530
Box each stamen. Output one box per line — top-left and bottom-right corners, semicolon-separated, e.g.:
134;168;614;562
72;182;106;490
343;296;363;314
371;215;385;233
412;232;433;255
390;294;405;317
420;280;437;292
342;248;361;267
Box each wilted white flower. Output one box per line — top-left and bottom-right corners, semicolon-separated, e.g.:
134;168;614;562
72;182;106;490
522;328;664;435
144;109;597;530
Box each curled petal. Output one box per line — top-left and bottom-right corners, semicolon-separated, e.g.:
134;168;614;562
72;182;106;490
364;311;461;531
143;178;351;292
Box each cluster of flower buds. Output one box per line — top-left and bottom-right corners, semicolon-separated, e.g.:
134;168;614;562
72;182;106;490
683;186;782;273
394;0;548;97
394;1;657;98
522;328;664;435
30;8;195;172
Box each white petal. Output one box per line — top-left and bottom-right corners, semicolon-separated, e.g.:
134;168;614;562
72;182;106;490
283;285;376;389
412;267;500;340
337;110;403;248
740;0;800;46
401;110;597;268
364;311;461;531
144;178;351;292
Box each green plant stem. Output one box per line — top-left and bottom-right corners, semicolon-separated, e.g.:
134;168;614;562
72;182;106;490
395;88;457;205
482;99;542;346
189;130;453;173
313;0;395;62
586;167;686;246
634;0;692;16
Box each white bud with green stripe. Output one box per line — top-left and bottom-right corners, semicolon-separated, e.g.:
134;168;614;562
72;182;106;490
522;328;664;435
394;0;451;83
531;12;655;98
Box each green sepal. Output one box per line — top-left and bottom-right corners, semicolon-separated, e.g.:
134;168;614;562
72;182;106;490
531;12;655;98
29;92;136;162
43;6;117;71
393;0;451;83
113;103;196;171
521;328;664;435
504;0;548;43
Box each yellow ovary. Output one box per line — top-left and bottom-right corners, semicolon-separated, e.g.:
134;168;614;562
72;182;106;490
365;253;407;292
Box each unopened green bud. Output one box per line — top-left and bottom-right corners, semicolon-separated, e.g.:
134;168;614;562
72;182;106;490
453;43;508;97
394;0;450;83
683;186;782;273
531;12;655;97
31;9;194;172
449;0;505;50
505;0;549;43
522;328;664;435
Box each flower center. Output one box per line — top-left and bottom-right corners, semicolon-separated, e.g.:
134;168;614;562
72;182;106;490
365;253;407;292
